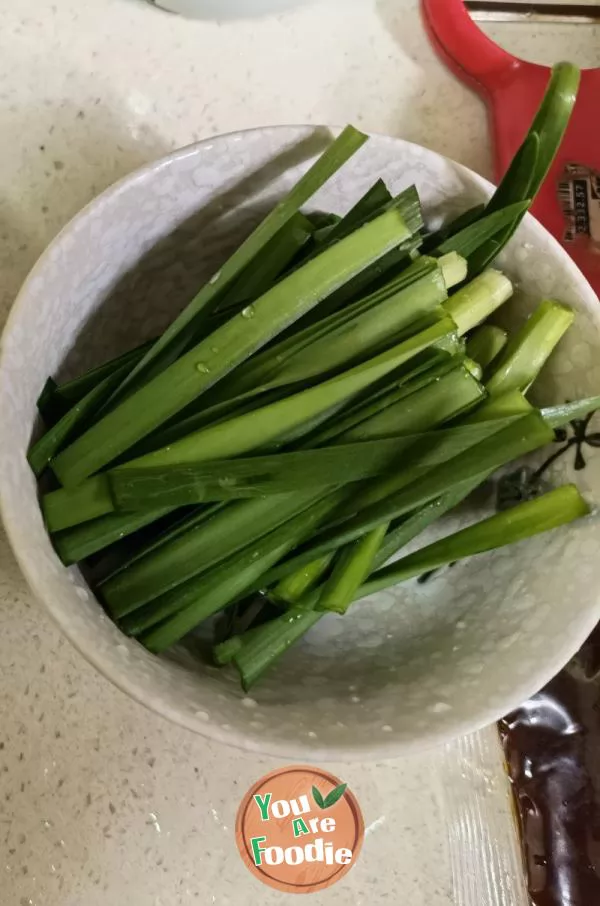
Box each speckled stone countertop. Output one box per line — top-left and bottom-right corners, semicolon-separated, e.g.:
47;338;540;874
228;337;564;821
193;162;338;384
1;2;598;904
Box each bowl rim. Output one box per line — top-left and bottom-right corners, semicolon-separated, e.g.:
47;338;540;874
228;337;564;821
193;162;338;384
2;124;600;761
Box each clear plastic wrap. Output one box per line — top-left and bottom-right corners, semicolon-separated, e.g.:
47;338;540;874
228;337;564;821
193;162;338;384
441;728;528;906
439;625;600;906
501;624;600;906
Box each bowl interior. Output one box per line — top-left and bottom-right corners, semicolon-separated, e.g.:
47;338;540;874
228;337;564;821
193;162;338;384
2;126;600;760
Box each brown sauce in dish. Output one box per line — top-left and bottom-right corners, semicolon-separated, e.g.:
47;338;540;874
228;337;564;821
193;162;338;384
500;625;600;906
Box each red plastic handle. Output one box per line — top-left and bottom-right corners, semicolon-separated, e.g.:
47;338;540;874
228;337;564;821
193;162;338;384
421;0;520;94
422;0;600;297
421;0;548;178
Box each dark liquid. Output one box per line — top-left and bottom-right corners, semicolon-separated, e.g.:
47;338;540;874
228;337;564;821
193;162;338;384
500;625;600;905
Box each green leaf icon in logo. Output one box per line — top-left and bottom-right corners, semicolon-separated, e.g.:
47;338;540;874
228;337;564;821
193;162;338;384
312;786;325;809
312;783;348;809
323;783;348;809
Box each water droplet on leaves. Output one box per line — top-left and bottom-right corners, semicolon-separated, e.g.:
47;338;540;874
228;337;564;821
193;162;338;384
241;305;255;319
196;362;210;374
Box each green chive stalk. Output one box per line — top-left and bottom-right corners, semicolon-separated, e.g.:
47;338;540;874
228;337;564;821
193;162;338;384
464;390;532;422
111;125;370;395
53;204;416;487
422;204;485;254
273;555;334;605
102;487;349;618
469;63;580;274
124;493;340;646
99;504;225;582
28;355;134;477
210;252;446;402
260;413;553;582
362;485;588;594
36;341;151;426
42;320;460;535
307;350;461;446
43;476;115;533
466;325;508;371
463;357;483;381
340;365;484;442
271;258;463;386
323;179;392;242
542;395;600;429
317;524;388;615
213;212;314;315
443;270;513;336
233;484;587;689
435;200;530;258
109;435;423;510
53;506;178;566
230;477;489;683
108;316;456;473
234;605;324;692
486;299;574;396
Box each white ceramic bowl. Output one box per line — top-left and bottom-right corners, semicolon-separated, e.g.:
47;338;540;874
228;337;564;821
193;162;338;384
2;126;600;761
152;0;310;18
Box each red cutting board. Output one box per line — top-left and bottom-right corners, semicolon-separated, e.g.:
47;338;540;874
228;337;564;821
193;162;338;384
422;0;600;297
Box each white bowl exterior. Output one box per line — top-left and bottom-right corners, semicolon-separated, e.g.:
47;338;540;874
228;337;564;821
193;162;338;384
153;0;309;17
2;126;600;760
